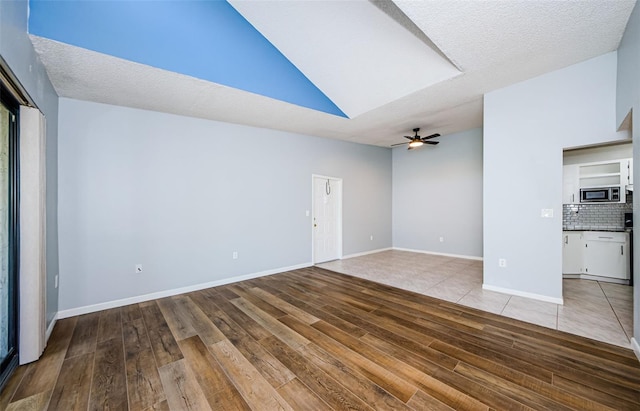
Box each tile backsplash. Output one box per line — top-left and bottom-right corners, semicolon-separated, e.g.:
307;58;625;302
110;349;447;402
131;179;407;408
563;195;632;231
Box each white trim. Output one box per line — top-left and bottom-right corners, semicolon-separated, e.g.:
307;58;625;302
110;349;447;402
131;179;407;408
631;338;640;363
482;284;564;305
562;273;629;285
392;247;483;261
341;247;393;260
45;314;58;341
19;107;47;365
57;262;312;319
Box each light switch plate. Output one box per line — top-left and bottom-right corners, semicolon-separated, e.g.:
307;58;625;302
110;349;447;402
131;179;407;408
541;209;553;218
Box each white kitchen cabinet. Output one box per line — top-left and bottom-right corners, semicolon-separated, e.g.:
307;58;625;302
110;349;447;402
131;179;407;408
562;232;583;274
578;161;622;189
583;231;629;280
563;231;630;282
564;159;631;204
563;165;579;204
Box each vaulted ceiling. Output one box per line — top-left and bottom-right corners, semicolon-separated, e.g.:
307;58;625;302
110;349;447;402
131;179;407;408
29;0;636;147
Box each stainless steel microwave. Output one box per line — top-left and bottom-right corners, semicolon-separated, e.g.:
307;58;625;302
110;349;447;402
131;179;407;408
580;186;620;203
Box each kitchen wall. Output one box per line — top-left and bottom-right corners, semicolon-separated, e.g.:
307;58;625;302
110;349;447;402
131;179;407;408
0;0;59;328
562;199;632;231
484;52;626;303
57;98;392;314
616;1;640;356
392;127;482;258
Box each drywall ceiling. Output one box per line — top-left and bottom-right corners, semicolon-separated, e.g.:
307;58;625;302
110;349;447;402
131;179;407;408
28;0;637;147
227;0;461;118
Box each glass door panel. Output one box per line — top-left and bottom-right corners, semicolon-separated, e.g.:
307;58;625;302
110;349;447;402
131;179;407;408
0;91;18;390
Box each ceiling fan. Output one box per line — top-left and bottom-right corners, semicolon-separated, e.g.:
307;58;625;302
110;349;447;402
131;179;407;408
391;128;440;149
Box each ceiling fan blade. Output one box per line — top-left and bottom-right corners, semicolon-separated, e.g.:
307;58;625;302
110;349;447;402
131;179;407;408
423;133;441;140
403;136;414;140
391;142;408;146
424;141;439;145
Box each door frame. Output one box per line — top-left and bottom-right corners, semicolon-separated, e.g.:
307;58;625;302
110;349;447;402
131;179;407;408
311;174;343;264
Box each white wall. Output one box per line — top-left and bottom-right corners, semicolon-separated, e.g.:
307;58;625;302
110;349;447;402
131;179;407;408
484;52;627;303
392;128;482;258
57;98;391;313
616;2;640;353
563;142;632;165
0;0;59;328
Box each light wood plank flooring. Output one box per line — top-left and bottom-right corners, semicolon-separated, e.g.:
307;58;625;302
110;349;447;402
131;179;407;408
2;266;639;410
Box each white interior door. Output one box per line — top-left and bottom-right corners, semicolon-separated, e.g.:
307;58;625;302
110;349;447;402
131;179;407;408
313;176;341;263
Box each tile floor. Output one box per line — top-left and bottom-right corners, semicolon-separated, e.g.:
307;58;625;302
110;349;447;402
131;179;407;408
318;249;634;348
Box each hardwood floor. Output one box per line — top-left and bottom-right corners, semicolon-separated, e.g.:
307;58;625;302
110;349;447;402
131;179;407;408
2;266;639;410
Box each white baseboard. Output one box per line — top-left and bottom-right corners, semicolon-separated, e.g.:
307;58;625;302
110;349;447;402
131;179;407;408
482;284;564;305
563;273;629;285
45;313;58;341
392;247;483;261
57;262;312;319
631;338;640;362
341;247;392;260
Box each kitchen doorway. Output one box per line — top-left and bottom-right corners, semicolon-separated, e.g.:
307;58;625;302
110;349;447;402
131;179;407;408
562;139;634;346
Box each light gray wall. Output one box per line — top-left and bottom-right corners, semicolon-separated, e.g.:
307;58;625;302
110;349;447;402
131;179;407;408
392;127;482;258
57;98;391;311
484;52;626;302
616;2;640;348
0;0;59;327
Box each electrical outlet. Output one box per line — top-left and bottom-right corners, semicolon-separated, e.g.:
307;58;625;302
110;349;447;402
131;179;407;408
370;235;374;241
498;259;507;268
135;264;143;273
54;274;59;288
439;236;444;243
233;251;238;259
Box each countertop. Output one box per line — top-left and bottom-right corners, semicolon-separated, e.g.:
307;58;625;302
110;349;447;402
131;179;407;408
563;228;630;232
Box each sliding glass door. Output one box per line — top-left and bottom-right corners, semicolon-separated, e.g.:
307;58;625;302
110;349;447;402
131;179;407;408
0;88;19;390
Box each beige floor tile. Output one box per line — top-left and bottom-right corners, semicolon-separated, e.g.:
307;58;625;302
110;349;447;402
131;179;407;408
503;295;558;315
562;279;607;303
457;289;512;314
615;312;634;339
557;316;630;348
608;298;634;338
501;305;558;329
423;283;473;303
600;282;633;302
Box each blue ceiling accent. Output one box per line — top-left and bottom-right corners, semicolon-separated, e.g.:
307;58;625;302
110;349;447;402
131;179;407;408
28;0;347;118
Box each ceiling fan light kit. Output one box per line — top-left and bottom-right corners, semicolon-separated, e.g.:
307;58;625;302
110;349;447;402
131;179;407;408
392;127;441;150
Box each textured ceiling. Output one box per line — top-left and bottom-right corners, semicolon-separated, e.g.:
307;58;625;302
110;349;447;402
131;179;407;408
30;0;637;147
